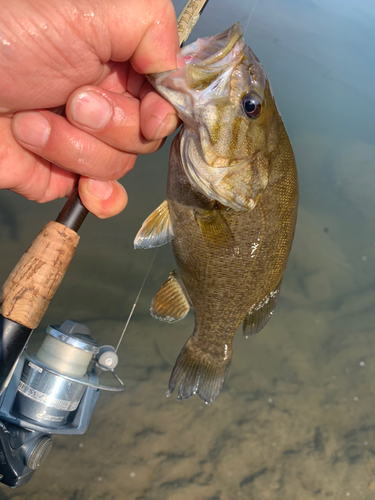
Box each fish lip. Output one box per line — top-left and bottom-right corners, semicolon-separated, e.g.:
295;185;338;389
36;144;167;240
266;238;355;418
182;22;244;67
148;23;245;88
182;23;245;91
149;22;262;170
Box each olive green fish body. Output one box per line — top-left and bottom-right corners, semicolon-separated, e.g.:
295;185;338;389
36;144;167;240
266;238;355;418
134;23;298;404
166;123;297;401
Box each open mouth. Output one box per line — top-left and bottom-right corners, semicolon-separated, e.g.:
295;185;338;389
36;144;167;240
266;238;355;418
182;22;243;66
181;23;245;91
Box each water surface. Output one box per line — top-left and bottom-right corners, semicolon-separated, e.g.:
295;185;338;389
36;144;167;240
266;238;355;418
1;0;375;498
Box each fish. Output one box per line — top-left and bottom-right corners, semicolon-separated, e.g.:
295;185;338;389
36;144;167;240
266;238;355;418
134;22;298;404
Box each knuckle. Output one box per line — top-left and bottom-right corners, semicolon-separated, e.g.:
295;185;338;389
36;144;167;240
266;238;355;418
108;154;136;179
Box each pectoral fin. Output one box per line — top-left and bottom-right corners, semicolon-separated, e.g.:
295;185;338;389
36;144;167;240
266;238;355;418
151;271;190;323
134;200;173;249
194;208;234;248
243;283;281;338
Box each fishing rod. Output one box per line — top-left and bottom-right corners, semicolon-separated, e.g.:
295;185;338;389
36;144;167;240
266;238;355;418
0;0;209;395
0;0;210;488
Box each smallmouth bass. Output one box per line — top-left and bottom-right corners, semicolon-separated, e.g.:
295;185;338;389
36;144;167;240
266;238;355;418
134;23;298;404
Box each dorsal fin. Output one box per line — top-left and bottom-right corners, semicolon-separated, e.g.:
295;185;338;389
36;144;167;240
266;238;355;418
134;200;173;249
151;271;190;323
243;283;281;338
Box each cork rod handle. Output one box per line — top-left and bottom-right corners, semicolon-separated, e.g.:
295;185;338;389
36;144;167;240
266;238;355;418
0;221;80;330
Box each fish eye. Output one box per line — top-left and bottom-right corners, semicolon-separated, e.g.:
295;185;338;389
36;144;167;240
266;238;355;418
241;93;262;119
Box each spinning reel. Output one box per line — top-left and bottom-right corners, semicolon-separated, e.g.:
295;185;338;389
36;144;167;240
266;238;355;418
0;319;124;487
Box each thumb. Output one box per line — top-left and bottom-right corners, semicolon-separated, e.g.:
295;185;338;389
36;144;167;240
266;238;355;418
0;0;181;112
78;177;128;219
92;0;182;74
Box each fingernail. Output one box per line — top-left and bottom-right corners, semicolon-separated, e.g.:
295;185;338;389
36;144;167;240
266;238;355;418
71;91;112;130
176;52;185;69
13;112;51;147
154;114;179;140
87;179;113;200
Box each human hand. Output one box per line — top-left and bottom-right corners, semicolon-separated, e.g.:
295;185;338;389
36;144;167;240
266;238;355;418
0;0;183;218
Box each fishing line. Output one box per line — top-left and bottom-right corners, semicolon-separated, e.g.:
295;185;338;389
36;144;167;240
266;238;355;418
115;248;158;353
243;0;260;36
115;0;210;353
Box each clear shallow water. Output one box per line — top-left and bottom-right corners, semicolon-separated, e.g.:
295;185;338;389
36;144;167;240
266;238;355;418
1;0;375;498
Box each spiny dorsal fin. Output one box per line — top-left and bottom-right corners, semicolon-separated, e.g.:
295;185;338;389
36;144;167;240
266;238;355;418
151;271;190;323
243;283;281;338
194;208;234;249
134;200;173;249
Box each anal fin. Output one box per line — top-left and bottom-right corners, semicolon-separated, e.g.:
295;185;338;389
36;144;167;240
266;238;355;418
134;200;173;249
151;271;190;323
243;282;281;338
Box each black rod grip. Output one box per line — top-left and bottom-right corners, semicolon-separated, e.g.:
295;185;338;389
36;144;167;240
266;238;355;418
0;316;32;395
55;187;88;232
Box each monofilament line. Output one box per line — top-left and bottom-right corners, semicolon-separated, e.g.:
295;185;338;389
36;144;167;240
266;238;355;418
115;249;158;353
243;0;260;36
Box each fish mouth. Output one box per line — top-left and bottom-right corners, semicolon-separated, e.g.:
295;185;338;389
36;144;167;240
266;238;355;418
182;23;248;167
182;22;245;91
182;22;243;66
148;23;256;168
